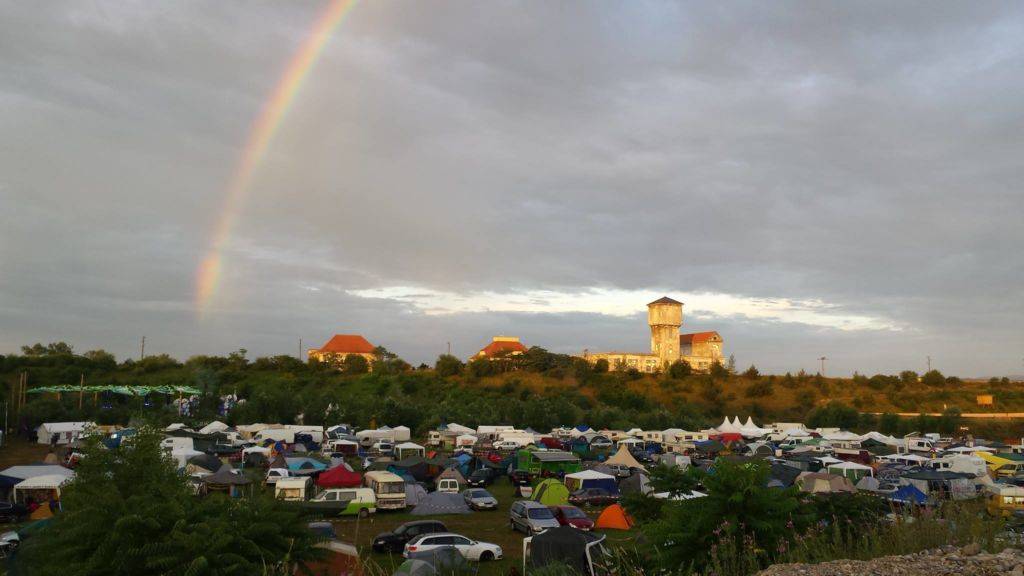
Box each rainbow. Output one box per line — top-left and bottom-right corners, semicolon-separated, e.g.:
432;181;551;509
195;0;359;314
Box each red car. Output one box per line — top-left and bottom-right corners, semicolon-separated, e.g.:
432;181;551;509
549;505;594;531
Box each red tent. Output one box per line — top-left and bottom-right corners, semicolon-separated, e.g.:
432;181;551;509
316;465;362;488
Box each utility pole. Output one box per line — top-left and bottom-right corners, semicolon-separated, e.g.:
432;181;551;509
140;336;146;361
447;342;451;356
818;356;827;376
298;338;303;360
927;355;932;372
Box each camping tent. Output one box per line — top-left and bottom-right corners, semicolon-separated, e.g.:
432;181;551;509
198;421;229;435
395;546;468;575
405;483;428;507
796;472;856;494
202;467;251;497
286;457;328;475
317;464;363;488
410;492;471;515
36;422;93;445
13;474;73;502
433;468;466;491
526;526;607;576
532;478;570;506
827;461;874;481
605;445;643;469
0;465;74;492
619;471;651;495
186;454;223;475
594;503;634;530
171;447;203;468
395;442;426;460
890;484;928;505
563;470;618;494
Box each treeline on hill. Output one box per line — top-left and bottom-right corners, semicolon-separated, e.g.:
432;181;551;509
3;342;1022;439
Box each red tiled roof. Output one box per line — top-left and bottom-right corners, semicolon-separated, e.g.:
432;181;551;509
479;340;528;357
318;334;376;354
679;331;720;344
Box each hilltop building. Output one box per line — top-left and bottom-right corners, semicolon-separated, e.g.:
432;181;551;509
308;334;377;368
472;336;528;361
581;297;723;373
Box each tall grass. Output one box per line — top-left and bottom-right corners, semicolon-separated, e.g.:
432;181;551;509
512;501;1008;576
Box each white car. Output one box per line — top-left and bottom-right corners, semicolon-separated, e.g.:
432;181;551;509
403;532;503;562
492;440;520;451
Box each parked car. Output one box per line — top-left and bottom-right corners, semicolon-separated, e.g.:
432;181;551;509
463;488;498;511
403;532;503;562
549;505;594;531
307;521;337;540
509;469;533;486
0;502;28;524
0;531;19;559
372;520;448;554
372;441;394;455
569;488;619;507
510;500;561;535
629;449;653;464
493;440;521;451
589;437;613;450
467;468;494;487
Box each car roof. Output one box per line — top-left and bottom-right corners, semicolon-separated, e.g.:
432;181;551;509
412;532;464;540
404;520;446;527
519;500;549;507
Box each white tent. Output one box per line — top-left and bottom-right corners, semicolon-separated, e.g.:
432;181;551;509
945;446;993;453
740;417;771;438
784;428;810;438
391;426;411;442
444;423;475;435
14;473;73;500
827;461;874;479
822;431;862;442
815;456;844;466
0;464;74;482
198;421;229;435
454;434;477;448
861;431;901;446
36;422;93;445
165;423;190;433
717;417;742;434
395;442;427;459
605;445;644;469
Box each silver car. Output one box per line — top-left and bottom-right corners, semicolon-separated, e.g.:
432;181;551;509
463;488;498;511
510;500;561;534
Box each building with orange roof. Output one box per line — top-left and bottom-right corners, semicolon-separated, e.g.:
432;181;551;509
472;336;528;361
581;297;724;374
307;334;377;369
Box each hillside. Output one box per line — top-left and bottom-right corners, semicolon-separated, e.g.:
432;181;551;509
3;346;1023;439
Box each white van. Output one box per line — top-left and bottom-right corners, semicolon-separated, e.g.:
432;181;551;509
275;477;312;501
255;428;296;444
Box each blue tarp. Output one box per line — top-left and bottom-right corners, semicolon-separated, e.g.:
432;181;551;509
891;484;928;505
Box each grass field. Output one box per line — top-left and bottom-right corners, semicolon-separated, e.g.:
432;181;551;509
329;476;641;575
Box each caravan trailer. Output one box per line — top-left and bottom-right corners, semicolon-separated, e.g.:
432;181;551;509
364;471;406;510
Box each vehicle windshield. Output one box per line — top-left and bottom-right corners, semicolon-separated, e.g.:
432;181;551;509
562;507;587;519
393;525;407;535
528;507;555;520
469;490;491;498
381;481;405;494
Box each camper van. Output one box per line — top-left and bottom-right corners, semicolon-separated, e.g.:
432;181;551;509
302;488;377;517
931;455;987;477
275;477;312;501
987;485;1024;517
905;437;937;454
161;436;195;451
364;471;406;510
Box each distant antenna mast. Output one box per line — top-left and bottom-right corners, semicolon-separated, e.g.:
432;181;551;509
298;338;303;360
140;336;146;361
818;356;827;376
927;355;932;372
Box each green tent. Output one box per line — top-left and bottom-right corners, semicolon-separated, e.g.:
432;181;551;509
532;478;570;506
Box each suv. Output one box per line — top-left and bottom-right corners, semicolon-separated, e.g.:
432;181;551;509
605;464;632;478
510;500;561;535
372;520;448;554
467;468;494;487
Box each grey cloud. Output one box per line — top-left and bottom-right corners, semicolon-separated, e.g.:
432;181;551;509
1;1;1022;375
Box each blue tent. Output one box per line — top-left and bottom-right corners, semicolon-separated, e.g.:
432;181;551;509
285;457;327;474
890;484;927;505
574;425;591;433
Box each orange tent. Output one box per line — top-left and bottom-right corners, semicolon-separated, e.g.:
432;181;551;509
594;503;634;530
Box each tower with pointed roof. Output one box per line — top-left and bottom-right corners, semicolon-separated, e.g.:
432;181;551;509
648;296;683;367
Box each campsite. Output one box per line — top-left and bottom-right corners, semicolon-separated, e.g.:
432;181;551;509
0;407;1020;575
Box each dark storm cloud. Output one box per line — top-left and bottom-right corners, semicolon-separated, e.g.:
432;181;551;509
1;1;1022;375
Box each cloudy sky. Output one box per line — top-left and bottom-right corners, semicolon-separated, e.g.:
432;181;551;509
2;1;1022;376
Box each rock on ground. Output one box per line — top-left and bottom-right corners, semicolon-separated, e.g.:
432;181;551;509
756;545;1024;576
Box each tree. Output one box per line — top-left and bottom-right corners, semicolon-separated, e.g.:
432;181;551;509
727;354;737;375
434;354;464;377
921;369;945;387
669;359;692;379
899;370;919;385
16;428;321;575
21;342;74;356
807;401;859;430
466;356;496;379
710;360;729;379
593;358;609;373
343;354;370;374
742;364;760;379
83;349;116;368
644;460;812;572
